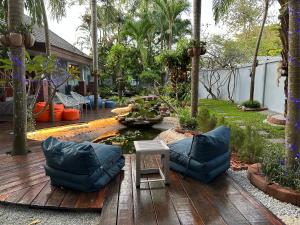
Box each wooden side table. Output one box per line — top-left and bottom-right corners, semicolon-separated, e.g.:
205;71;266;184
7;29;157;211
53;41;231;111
134;140;170;188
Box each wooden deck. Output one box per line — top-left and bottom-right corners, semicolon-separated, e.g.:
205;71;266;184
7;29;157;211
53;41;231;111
0;112;284;224
0;151;284;224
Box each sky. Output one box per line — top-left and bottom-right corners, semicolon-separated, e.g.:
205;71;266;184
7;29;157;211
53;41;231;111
46;0;221;54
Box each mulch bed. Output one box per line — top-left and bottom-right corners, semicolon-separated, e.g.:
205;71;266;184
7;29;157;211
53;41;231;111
230;152;249;171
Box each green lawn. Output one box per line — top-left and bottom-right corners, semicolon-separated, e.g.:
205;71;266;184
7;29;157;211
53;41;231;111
199;99;285;139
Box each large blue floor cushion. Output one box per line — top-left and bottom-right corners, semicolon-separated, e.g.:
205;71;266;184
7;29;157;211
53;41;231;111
42;137;125;192
168;126;230;183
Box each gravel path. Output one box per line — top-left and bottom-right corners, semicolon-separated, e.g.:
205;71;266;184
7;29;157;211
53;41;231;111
228;169;300;225
0;204;101;225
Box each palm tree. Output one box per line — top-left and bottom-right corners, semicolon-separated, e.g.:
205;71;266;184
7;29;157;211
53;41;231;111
122;16;154;68
8;0;27;155
285;0;300;168
154;0;189;49
191;0;201;117
90;0;99;111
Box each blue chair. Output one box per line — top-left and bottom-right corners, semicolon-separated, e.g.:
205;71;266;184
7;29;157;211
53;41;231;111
168;126;230;183
105;100;116;108
42;137;125;192
88;95;103;109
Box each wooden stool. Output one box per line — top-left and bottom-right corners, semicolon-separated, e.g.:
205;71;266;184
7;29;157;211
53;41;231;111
134;140;170;188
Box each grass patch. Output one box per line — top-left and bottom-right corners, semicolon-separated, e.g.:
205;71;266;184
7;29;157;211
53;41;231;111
199;99;285;139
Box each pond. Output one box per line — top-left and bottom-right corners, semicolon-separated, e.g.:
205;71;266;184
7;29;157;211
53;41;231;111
96;127;162;154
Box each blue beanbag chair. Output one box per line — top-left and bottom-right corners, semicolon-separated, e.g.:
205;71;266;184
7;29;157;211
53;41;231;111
42;137;125;192
168;126;230;183
105;100;116;108
88;95;102;109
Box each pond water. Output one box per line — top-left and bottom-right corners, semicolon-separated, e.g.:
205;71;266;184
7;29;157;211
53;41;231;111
98;127;161;154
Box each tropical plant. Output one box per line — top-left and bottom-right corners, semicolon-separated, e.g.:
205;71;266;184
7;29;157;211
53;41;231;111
122;15;155;68
106;44;142;98
178;108;197;130
154;0;189;49
155;38;191;100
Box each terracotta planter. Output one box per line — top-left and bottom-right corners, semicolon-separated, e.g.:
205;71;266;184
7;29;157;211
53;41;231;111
23;33;35;48
0;34;10;47
9;33;23;47
248;163;300;206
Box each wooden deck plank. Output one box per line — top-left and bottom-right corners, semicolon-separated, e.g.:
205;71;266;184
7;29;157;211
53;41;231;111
131;154;157;225
18;181;48;205
153;156;204;225
117;155;134;225
60;190;81;209
145;156;181;225
226;176;284;225
31;181;55;207
45;187;66;208
2;187;31;203
167;173;205;225
212;175;271;224
0;175;50;195
98;173;121;224
180;176;228;225
75;192;101;210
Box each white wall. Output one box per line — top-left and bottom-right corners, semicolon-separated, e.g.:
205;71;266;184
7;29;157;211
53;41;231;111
199;57;286;114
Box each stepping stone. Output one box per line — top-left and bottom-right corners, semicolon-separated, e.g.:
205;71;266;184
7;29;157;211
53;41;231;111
267;139;285;144
258;131;269;136
233;120;243;124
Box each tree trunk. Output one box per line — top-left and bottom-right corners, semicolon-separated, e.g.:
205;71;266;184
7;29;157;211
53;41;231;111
249;0;269;102
168;21;172;49
278;0;289;117
91;0;99;112
285;0;300;168
191;0;201;118
117;70;123;99
40;0;54;122
8;0;27;155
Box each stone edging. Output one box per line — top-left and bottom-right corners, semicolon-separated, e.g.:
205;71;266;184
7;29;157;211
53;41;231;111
267;114;286;126
247;164;300;206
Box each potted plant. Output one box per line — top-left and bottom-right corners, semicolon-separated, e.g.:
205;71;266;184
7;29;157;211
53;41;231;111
188;40;207;57
18;23;35;48
0;24;10;47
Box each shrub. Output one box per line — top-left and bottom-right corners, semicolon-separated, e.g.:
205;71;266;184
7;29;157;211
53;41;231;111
229;124;245;153
242;100;261;109
178;108;197;130
197;108;217;132
261;144;300;191
238;125;265;163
